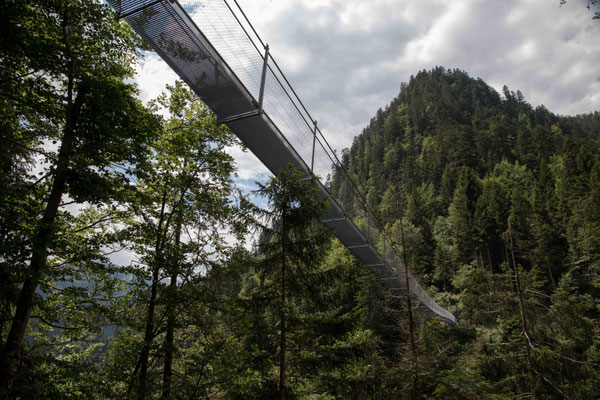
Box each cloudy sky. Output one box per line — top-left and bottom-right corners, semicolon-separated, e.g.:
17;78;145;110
134;0;600;184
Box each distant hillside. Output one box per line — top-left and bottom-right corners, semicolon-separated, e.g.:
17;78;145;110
324;68;600;397
330;66;600;293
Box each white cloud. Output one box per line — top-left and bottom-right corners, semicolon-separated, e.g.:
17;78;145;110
134;52;178;105
135;0;600;179
224;145;270;182
232;0;600;143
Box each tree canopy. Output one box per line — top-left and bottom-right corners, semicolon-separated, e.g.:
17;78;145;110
0;2;599;396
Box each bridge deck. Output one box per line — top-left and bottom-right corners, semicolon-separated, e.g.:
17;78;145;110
109;0;456;324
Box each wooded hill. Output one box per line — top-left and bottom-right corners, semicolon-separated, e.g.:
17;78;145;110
332;67;599;294
333;67;600;289
328;66;600;398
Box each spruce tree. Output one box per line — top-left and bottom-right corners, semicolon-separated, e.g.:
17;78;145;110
253;166;331;399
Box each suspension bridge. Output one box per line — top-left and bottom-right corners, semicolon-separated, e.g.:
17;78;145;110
109;0;456;324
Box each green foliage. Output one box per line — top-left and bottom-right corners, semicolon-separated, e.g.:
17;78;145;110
3;18;600;398
328;67;600;398
101;81;246;400
0;0;158;395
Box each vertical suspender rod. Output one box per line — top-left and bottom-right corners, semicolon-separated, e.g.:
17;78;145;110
220;43;268;125
310;121;318;173
258;44;269;114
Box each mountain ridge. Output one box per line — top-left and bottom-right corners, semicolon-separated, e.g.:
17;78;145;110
330;66;599;291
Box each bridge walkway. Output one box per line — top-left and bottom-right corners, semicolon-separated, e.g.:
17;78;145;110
110;0;456;324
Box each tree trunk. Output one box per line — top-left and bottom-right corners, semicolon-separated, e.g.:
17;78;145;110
137;263;161;400
138;191;168;400
507;223;536;398
279;211;287;400
161;215;182;400
0;83;87;398
399;217;419;397
474;248;482;270
546;262;555;289
161;273;177;400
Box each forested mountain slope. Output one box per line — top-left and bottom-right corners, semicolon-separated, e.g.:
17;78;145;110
326;66;600;397
332;67;599;288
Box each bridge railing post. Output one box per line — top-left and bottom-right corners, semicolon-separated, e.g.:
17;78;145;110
258;44;269;114
310;121;317;173
344;180;348;214
367;211;370;245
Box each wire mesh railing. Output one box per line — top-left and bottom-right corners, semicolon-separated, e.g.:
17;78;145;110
110;0;455;324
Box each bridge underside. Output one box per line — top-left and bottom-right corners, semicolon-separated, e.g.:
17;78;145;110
110;0;456;324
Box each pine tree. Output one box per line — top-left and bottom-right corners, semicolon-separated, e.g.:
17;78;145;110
449;167;482;265
253;166;331;399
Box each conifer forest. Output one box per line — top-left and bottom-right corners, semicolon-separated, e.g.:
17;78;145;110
1;0;599;399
